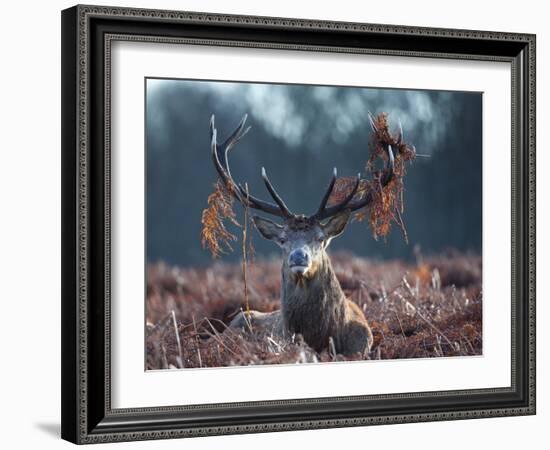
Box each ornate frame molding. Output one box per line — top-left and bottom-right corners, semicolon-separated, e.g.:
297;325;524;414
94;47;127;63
61;4;536;444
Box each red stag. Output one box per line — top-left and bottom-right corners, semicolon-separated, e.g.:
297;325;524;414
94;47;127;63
209;113;406;357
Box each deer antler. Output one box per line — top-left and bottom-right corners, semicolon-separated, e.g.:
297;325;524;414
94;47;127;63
210;112;400;223
210;114;294;218
313;112;395;221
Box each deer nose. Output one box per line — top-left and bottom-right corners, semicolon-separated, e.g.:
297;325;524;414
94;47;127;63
289;248;309;267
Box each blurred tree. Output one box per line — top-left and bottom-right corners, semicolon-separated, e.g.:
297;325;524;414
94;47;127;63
146;79;481;267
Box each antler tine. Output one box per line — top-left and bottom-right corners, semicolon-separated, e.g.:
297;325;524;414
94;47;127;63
345;143;395;213
210;116;235;190
367;111;378;133
315;168;338;217
396;118;403;145
220;115;251;173
261;167;293;217
210;114;288;218
236;183;286;215
314;173;361;221
310;116;397;221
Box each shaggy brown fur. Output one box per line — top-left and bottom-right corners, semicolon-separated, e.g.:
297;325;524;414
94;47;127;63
281;251;373;355
231;213;373;357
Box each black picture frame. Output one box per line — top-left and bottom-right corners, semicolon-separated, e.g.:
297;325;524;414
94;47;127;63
61;4;536;444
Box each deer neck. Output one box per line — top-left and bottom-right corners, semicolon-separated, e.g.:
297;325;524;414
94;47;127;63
280;251;346;348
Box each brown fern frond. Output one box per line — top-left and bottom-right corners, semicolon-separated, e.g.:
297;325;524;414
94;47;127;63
201;180;240;258
364;112;416;240
329;113;416;242
368;112;416;173
327;177;369;206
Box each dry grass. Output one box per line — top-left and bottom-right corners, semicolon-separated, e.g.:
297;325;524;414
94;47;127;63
146;250;482;369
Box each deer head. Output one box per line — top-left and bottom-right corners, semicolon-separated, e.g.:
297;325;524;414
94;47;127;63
251;212;351;281
209;113;396;282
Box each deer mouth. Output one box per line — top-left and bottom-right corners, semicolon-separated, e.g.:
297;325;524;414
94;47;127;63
290;265;309;276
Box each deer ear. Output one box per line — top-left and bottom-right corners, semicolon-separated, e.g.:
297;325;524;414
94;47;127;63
252;215;284;242
321;209;351;239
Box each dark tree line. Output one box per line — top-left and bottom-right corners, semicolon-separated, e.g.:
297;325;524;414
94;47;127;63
146;80;482;267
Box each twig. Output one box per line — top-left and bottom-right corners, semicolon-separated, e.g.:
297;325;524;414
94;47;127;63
328;337;337;360
204;319;239;356
205;317;241;346
460;333;476;354
396;292;416;315
171;310;184;368
406;302;455;349
146;312;173;336
202;326;241;358
380;282;388;303
206;316;231;331
160;343;168;369
192;315;202;368
238;307;254;334
267;336;283;353
402;276;416;299
396;209;409;244
242;183;251;328
434;335;444;356
394;310;407;340
431;268;441;290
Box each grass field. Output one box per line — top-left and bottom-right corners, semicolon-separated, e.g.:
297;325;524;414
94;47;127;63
146;251;482;369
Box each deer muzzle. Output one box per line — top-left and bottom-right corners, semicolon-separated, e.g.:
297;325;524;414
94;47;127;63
289;248;310;275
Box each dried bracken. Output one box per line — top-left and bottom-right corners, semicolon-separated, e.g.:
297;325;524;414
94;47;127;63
146;251;482;369
200;180;240;258
191;113;426;362
202;112;416;259
328;113;416;241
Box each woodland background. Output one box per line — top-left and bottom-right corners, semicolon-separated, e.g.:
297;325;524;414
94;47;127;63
146;80;482;267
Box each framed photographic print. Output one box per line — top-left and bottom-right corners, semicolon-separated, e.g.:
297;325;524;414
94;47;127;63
61;4;536;444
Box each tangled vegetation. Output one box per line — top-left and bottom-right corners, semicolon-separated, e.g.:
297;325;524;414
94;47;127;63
201;112;416;258
154;112;481;370
146;251;482;369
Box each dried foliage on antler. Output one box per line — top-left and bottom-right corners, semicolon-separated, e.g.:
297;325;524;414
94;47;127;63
201;112;417;257
201;179;240;258
328;112;416;241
